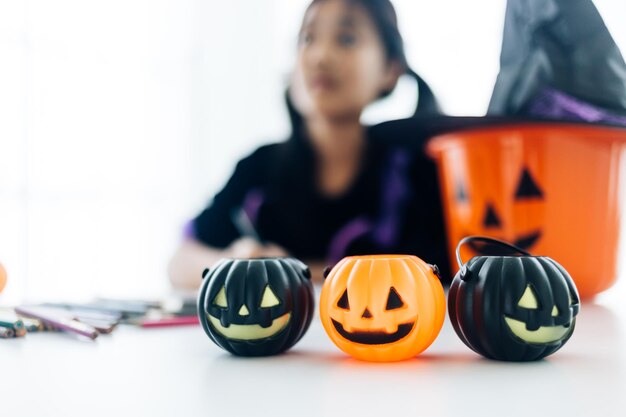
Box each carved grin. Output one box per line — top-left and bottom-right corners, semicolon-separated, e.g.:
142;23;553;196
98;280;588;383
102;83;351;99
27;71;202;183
331;319;415;345
504;317;572;344
208;313;291;341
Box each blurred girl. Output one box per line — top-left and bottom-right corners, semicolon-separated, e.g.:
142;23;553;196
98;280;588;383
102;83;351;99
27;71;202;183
169;0;447;289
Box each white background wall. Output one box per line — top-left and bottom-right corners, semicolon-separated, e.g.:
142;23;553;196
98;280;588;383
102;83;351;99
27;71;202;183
0;0;625;303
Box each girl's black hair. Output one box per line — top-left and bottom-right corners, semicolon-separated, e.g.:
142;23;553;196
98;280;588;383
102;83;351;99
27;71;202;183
286;0;441;136
277;0;441;197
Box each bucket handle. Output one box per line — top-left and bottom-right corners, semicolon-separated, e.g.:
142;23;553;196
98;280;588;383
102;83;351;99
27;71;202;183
456;236;532;268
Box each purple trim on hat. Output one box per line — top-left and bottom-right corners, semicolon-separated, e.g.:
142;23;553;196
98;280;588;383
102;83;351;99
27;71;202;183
327;217;374;264
528;88;626;126
242;188;265;226
372;149;411;247
182;219;196;240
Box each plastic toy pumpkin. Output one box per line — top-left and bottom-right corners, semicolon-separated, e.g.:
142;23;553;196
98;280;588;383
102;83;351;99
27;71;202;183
448;236;580;361
0;263;6;294
320;254;445;362
427;123;626;298
198;257;315;356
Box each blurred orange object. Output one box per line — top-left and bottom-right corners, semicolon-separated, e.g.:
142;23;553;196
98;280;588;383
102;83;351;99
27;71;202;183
319;254;445;362
427;123;626;299
0;263;6;294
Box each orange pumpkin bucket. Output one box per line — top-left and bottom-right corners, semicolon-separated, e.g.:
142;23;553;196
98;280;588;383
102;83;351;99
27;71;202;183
0;263;6;294
319;254;445;362
427;123;626;299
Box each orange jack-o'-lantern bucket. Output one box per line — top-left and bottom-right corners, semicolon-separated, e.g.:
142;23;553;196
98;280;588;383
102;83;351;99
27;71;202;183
0;263;7;294
427;123;626;299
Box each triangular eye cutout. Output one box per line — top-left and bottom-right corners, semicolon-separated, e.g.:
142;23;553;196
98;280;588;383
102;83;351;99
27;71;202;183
337;289;350;310
260;286;280;308
514;167;544;200
482;203;502;228
213;287;228;308
385;287;405;310
518;285;539;309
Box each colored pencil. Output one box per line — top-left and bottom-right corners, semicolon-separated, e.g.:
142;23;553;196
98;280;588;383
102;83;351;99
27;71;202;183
20;317;44;332
0;326;15;338
137;315;199;328
15;306;99;340
0;312;25;331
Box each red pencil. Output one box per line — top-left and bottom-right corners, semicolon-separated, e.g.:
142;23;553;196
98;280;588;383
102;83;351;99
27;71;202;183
138;315;199;328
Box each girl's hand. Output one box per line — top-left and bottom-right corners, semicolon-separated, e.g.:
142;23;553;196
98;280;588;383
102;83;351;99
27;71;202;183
227;237;289;259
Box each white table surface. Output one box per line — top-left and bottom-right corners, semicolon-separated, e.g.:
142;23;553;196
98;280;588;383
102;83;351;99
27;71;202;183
2;287;626;417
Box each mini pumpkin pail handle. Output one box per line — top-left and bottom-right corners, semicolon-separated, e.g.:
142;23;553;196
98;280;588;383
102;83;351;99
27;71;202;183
456;236;532;268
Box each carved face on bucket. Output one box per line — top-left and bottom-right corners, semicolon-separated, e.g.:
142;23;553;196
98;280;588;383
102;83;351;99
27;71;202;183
208;283;291;341
330;285;418;345
198;258;314;356
448;253;580;361
320;255;446;362
502;281;578;345
456;166;545;254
